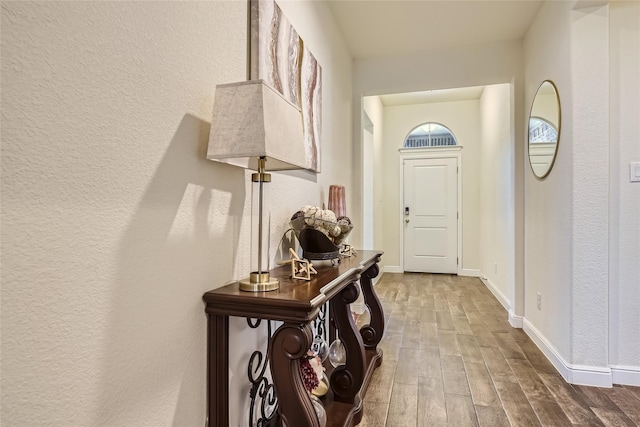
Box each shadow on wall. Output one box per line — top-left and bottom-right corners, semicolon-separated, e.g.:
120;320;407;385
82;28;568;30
95;114;246;425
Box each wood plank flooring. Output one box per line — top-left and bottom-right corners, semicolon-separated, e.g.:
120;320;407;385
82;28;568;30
358;273;640;427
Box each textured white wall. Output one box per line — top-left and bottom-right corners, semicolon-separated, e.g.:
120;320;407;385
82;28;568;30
1;1;353;425
569;3;610;369
362;96;385;252
380;100;481;272
479;84;516;309
523;0;574;363
362;127;374;248
2;3;246;425
609;1;640;371
524;0;640;379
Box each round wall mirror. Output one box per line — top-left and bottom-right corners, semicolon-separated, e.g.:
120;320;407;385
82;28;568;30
528;80;561;179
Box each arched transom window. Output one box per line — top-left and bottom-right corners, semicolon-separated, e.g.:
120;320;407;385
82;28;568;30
528;117;558;143
404;122;458;148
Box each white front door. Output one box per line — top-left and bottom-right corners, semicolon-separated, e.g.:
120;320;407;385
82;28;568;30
403;157;458;273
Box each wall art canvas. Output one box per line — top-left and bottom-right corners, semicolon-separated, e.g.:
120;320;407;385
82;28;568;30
250;0;322;173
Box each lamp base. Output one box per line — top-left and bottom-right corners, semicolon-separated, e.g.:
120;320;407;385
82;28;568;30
239;272;279;292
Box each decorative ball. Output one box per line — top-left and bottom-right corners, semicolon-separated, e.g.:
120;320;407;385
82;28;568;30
337;216;352;226
291;210;305;221
291;207;351;246
311;337;329;362
328;339;346;368
312;375;329;397
321;210;337;224
303;206;320;227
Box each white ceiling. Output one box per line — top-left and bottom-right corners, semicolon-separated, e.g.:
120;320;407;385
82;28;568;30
326;0;543;105
326;0;544;60
379;85;486;106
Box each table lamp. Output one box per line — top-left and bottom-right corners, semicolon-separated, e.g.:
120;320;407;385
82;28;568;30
208;80;306;291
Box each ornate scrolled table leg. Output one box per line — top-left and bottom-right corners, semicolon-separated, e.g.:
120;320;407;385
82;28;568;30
359;263;384;351
330;281;366;404
207;314;228;427
268;322;319;427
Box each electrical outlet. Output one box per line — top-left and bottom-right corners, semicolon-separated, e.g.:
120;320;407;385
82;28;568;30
537;293;542;310
494;263;497;274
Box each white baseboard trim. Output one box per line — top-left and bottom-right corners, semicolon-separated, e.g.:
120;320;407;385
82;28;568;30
611;365;640;386
477;274;523;329
459;269;481;277
523;318;613;387
478;275;511;312
383;265;403;274
508;310;523;328
523;318;571;383
570;365;613;388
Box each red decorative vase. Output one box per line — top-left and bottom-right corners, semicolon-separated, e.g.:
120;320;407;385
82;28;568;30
328;185;346;218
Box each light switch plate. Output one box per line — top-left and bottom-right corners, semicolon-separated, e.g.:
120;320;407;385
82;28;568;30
631;162;640;183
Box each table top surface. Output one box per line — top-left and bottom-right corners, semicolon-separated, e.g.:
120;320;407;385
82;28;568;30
203;250;383;321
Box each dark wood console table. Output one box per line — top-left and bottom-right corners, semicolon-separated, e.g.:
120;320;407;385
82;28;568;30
203;250;385;427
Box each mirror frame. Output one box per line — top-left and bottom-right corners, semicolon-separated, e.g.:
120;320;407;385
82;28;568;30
528;80;561;180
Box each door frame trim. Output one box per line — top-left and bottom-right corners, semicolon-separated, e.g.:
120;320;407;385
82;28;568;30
399;146;463;274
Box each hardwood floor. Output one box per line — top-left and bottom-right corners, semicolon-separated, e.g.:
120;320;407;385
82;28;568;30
358;273;640;427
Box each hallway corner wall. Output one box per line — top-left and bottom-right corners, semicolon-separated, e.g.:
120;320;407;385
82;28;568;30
478;84;516;314
524;0;639;386
608;0;640;384
523;0;574;374
363;96;385;253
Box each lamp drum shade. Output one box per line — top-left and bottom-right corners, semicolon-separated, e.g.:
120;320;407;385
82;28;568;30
208;80;306;171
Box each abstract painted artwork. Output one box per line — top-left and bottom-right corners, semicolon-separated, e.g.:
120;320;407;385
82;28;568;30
250;0;322;173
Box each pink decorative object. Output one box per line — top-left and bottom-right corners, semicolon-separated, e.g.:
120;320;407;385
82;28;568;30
300;356;320;392
328;185;346;218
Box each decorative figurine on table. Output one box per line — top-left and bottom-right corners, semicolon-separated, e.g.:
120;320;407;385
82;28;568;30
340;244;357;257
278;248;317;280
